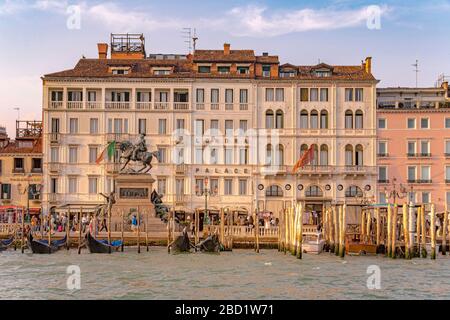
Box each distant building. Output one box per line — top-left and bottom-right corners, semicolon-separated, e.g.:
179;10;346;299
0;121;43;221
377;82;450;211
41;33;378;222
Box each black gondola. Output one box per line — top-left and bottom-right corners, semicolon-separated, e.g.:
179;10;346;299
28;233;67;254
85;231;122;254
0;235;14;252
169;230;192;253
196;234;222;253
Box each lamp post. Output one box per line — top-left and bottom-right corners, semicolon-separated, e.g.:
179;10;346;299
195;177;218;225
384;178;409;204
17;174;43;225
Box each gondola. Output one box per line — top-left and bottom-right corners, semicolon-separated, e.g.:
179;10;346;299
85;231;122;254
169;230;193;253
196;234;221;253
0;235;15;252
28;233;67;254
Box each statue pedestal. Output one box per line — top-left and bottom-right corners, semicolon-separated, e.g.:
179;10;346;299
113;174;155;216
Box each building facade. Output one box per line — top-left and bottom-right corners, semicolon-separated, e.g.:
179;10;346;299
377;83;450;211
0;121;43;222
42;34;378;222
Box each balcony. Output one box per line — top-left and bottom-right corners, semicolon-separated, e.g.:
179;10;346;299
67;101;83;109
154;102;169;110
48;193;62;203
86;101;102;109
225;103;234;111
407;179;418;183
49;101;63;109
48;162;61;173
377;101;396;109
417;179;432;184
105;163;120;173
136;102;152;110
175;164;187;174
106;133;130;142
260;165;287;176
377;179;390;184
31;167;43;174
174;102;189;110
239;103;248;111
406;153;431;158
343;165;375;175
297;165;333;175
196;103;205;110
105;102;130;110
12;168;25;174
377;153;389;158
211;103;219;110
49;133;60;144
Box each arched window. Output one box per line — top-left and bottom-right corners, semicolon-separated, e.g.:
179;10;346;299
305;185;323;197
265;110;274;129
300;144;308;159
320;144;328;166
310;110;319;129
345;144;353;166
345;185;363;198
275;110;284;129
345;110;353;129
311;144;319;166
265;185;283;197
276;144;284;165
355;144;363;166
355;110;363;129
300;110;308;129
266;144;273;165
320;110;328;129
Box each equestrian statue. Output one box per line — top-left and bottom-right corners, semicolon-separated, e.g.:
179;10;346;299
119;133;159;174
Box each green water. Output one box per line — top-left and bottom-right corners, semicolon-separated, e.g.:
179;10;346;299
1;247;449;299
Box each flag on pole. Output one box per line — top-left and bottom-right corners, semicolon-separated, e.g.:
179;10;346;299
292;145;315;173
96;141;116;165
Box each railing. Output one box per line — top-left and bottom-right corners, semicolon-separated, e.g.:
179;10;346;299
48;162;61;173
12;168;25;174
174;102;189;110
344;165;367;173
225;103;233;111
49;101;63;109
49;133;60;143
377;153;388;158
175;164;187;173
86;101;102;109
417;179;432;184
136;102;152;110
196;103;205;110
48;193;61;202
105;102;130;110
239;103;248;111
407;179;417;183
407;153;431;158
297;165;333;174
106;133;130;142
377;179;390;184
0;223;18;235
377;102;396;109
67;101;83;109
205;225;279;238
31;167;43;174
154;102;169;110
211;103;219;110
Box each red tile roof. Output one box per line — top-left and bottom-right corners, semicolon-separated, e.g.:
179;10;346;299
0;138;42;155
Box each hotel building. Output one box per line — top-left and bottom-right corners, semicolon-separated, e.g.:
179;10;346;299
377;81;450;211
42;34;378;221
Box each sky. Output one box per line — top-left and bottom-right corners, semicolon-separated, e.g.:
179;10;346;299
0;0;449;136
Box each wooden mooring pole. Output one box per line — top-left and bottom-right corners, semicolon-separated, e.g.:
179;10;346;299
416;205;421;256
339;204;346;258
375;208;380;248
21;207;25;254
121;210;124;252
145;210;149;252
387;204;392;257
333;205;339;256
296;203;303;259
391;204;398;258
66;208;70;250
442;203;448;256
421;204;427;258
403;203;410;259
77;207;82;254
431;203;436;259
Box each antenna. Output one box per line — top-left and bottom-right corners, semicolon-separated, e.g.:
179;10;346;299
181;28;192;54
412;59;419;88
13;107;20;121
192;28;198;52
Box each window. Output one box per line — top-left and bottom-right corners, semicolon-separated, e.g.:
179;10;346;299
275;88;284;101
111;91;130;101
153;69;171;75
265;144;273;165
379;192;387;204
88;177;98;194
210;179;219;195
407;118;416;129
90;118;99;134
157;178;166;195
320;88;328;102
355;88;364;101
68;177;77;194
239;89;248;103
69;147;77;163
421;166;431;181
157;147;166;163
13;157;24;172
408;166;416;181
345;88;353;102
422;192;430;204
276;144;284;165
1;184;11;199
446;166;450;180
265;88;274;102
224;148;233;164
447;192;450;205
378;118;386;129
265;110;274;129
196;89;204;103
138;119;147;134
50;178;58;194
262;65;271;77
210;120;219;132
345;145;353;166
237;66;249;74
239;148;248;164
378;166;387;181
408;141;416;155
446;118;450;129
420;118;429;129
158;119;167;135
69;118;78;134
176;178;184;196
51;91;63;101
355;110;363;129
225;89;233;104
210;148;218;164
421;141;430;155
300;110;308;129
51;147;59;162
378;141;387;155
345;110;353;129
51;118;60;133
355;144;363;166
300;88;309;102
320;145;328;166
310;88;319;101
265;185;283;197
320;110;328;129
195;178;204;194
218;66;230;74
176;119;185;130
28;184;40;200
224;179;233;195
136;91;151;102
211;89;219;103
345;186;363;197
239;179;247;195
112;68;129;75
305;185;323;197
89;147;98;164
310;110;319;129
198;66;211;73
195;148;204;164
225;120;233;136
275;110;284;129
239;120;247;132
68;91;82;101
446;141;450;155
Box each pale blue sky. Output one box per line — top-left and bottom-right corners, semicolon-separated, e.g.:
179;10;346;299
0;0;449;136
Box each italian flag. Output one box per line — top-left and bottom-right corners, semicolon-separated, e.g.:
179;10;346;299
96;141;116;165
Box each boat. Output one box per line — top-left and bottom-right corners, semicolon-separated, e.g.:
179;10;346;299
28;233;67;254
86;231;122;254
0;235;15;252
345;235;377;255
169;230;192;253
196;234;221;253
302;232;325;254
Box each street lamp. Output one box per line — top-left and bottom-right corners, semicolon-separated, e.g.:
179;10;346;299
17;174;43;223
195;177;218;225
384;178;410;204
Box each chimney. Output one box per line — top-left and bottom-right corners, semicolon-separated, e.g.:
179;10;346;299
262;52;269;56
365;57;372;74
224;43;230;55
97;43;108;59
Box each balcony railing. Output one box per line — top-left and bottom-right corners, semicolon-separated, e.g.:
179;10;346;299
86;101;102;109
225;103;234;111
377;153;389;158
49;133;60;143
417;179;432;184
344;165;365;172
377;179;390;184
12;168;25;174
211;103;219;110
67;101;83;109
196;103;205;110
49;101;63;109
239;103;248;111
106;133;130;142
297;165;333;174
407;179;417;183
48;162;61;173
105;102;130;110
31;167;43;174
174;102;189;110
48;193;61;202
154;102;169;110
136;102;152;110
175;164;187;174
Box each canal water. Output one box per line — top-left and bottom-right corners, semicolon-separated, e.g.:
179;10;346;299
1;247;450;299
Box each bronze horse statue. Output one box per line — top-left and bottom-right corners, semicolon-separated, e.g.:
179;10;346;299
119;141;159;173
